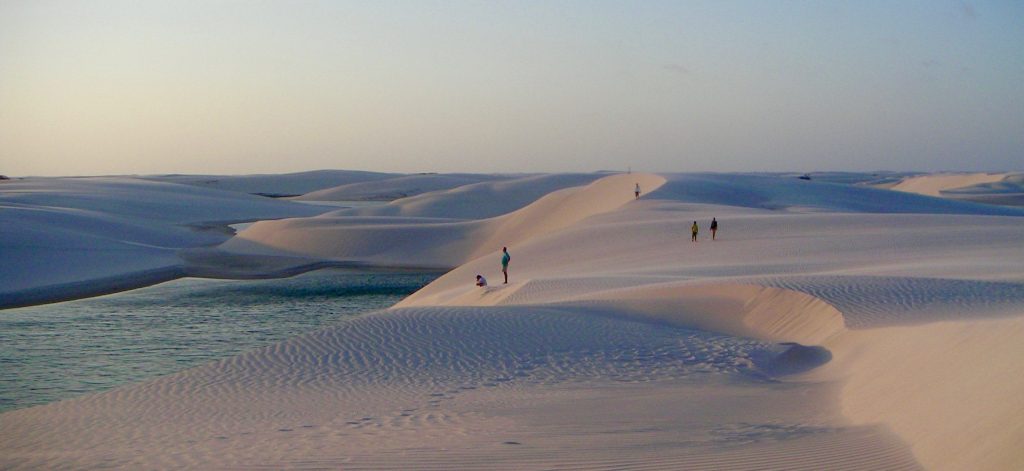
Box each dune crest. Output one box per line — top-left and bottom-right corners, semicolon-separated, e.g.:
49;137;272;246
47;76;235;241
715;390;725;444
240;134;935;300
292;173;511;201
406;281;845;346
222;172;666;267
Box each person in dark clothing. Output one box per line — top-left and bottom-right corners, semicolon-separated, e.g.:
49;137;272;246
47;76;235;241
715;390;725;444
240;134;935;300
710;217;718;240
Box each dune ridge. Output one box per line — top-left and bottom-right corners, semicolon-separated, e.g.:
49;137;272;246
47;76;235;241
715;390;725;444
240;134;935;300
222;172;667;267
292;173;512;201
144;169;398;196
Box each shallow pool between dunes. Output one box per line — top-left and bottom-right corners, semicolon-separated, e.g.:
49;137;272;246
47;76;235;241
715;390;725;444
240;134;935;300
0;269;439;412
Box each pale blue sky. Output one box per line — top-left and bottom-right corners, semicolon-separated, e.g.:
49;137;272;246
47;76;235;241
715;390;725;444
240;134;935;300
2;1;1021;176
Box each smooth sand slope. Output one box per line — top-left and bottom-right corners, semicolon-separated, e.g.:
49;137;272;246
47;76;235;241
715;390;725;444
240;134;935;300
3;172;1023;470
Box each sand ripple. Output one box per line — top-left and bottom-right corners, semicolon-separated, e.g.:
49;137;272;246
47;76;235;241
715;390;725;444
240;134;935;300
0;306;833;469
754;275;1024;328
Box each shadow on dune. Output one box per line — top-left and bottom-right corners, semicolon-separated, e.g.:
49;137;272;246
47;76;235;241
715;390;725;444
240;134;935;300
752;343;833;378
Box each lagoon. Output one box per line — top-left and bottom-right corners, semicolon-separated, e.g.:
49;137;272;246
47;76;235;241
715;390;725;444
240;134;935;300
0;269;438;412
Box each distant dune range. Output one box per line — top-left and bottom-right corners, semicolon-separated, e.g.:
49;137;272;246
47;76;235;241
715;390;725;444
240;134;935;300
882;172;1024;207
2;170;1024;470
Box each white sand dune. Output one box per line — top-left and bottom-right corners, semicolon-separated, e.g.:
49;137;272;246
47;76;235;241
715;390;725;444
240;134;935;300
221;172;663;267
3;170;1024;469
145;169;397;196
325;172;610;219
884;172;1024;207
938;173;1024;207
293;172;513;201
0;177;330;308
887;172;1011;197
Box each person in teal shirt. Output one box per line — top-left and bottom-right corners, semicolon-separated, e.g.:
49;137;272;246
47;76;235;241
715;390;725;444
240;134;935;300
501;247;511;284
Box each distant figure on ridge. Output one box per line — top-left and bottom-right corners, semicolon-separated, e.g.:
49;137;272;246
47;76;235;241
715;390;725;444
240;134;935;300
501;247;511;284
634;182;641;199
691;221;699;242
710;217;718;240
476;274;488;287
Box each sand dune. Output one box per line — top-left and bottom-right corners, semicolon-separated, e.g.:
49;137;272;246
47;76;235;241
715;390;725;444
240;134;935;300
883;172;1024;208
221;172;665;266
293;173;512;201
835;315;1024;471
887;172;1010;197
938;173;1024;207
0;177;329;308
325;172;609;219
650;173;1023;215
145;169;396;196
3;170;1024;469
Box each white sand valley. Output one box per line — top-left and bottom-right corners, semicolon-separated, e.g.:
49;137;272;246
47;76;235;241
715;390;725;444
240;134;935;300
2;171;1024;469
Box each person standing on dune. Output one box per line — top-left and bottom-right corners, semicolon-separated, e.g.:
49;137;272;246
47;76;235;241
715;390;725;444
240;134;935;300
501;247;511;284
691;221;699;242
710;217;718;240
634;182;641;199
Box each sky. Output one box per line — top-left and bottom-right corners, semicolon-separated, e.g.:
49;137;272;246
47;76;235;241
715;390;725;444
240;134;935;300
1;1;1022;176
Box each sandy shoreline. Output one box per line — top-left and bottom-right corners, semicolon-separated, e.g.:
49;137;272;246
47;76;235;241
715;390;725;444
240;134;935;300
1;254;450;310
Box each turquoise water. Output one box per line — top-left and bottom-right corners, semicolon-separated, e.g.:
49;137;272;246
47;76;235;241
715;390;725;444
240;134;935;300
0;269;438;413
